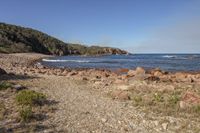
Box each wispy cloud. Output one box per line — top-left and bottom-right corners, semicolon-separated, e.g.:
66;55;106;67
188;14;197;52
134;17;200;53
132;1;200;53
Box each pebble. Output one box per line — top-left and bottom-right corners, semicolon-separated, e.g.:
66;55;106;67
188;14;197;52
12;84;26;91
162;123;168;130
101;118;107;123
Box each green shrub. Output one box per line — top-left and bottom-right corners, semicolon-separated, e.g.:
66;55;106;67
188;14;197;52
19;106;33;122
0;82;11;90
16;90;46;106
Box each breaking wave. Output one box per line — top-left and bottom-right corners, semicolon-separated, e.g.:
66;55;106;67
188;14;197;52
162;55;176;58
42;59;90;63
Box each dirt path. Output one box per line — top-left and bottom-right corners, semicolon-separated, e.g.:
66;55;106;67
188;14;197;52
15;75;155;133
17;74;199;133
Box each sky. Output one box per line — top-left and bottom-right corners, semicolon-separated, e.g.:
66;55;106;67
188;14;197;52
0;0;200;53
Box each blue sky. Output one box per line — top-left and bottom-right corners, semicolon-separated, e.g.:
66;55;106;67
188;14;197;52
0;0;200;53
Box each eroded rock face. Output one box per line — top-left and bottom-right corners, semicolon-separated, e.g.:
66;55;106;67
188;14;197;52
0;68;7;75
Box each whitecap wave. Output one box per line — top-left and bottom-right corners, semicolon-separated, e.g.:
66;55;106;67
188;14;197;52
162;55;176;58
42;59;90;63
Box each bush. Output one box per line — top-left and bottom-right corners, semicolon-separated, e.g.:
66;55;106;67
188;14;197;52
19;106;33;122
16;90;46;106
0;82;11;90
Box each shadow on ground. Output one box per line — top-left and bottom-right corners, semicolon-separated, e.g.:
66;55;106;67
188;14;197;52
0;73;38;81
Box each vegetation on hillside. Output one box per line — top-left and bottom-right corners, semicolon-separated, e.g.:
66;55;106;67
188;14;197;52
0;22;127;55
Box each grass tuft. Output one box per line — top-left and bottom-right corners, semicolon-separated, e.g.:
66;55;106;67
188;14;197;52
16;90;46;106
153;93;164;102
0;82;11;90
19;106;33;122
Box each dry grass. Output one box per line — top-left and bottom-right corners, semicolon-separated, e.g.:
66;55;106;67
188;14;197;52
128;81;200;120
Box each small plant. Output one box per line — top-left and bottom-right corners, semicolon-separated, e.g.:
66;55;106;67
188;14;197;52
153;93;164;102
0;82;11;90
16;90;46;106
19;106;33;122
133;95;143;106
192;105;200;114
168;93;180;105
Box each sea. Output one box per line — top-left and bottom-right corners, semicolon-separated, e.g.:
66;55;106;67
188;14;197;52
41;54;200;72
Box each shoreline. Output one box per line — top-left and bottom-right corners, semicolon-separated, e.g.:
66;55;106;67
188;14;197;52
39;53;200;74
1;53;200;79
1;53;200;132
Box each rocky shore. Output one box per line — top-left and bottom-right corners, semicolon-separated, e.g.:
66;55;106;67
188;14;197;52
1;53;200;132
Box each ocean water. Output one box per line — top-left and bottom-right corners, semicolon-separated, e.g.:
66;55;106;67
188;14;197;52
41;54;200;72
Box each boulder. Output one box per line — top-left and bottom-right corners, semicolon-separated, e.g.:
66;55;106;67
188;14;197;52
127;70;136;77
180;91;200;109
182;91;200;104
0;68;7;75
153;71;163;77
145;76;160;81
115;68;129;74
135;67;145;75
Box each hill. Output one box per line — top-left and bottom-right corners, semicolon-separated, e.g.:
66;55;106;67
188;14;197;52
0;23;127;56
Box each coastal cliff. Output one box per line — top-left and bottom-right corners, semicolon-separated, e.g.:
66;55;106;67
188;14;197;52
0;22;128;56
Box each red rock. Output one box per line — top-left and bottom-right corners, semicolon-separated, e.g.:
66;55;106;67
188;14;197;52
182;91;200;104
115;68;129;74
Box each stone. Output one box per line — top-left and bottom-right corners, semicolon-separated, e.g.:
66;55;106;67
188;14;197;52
117;85;130;91
154;71;163;77
135;67;145;75
115;68;129;74
127;70;136;77
145;76;160;81
182;91;200;104
154;121;159;126
82;77;88;81
179;101;189;109
114;79;125;84
162;123;168;130
175;72;187;81
68;71;78;76
12;84;26;91
101;118;107;123
111;90;130;100
158;85;175;92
